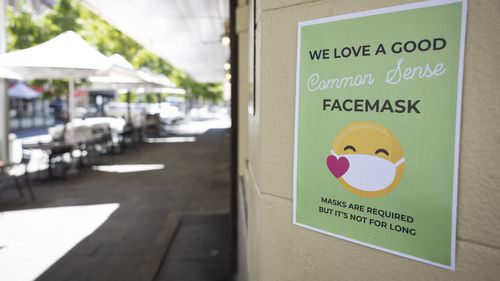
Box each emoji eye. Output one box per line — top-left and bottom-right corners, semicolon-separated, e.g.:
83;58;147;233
375;148;389;156
343;145;356;152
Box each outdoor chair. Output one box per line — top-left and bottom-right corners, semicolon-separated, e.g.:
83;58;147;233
21;142;49;181
47;124;81;178
0;135;36;204
79;117;125;154
119;123;135;149
145;113;161;137
47;142;74;178
51;123;90;169
71;125;94;167
87;123;113;164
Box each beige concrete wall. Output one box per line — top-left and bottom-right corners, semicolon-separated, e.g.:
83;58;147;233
236;3;250;177
235;1;251;281
239;0;500;280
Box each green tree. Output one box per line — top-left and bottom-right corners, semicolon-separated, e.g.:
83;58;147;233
132;49;173;76
6;0;224;103
6;3;48;50
44;0;82;36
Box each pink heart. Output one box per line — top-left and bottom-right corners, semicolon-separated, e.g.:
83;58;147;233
326;155;349;179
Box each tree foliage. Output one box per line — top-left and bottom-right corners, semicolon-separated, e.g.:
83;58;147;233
6;0;224;102
6;3;48;49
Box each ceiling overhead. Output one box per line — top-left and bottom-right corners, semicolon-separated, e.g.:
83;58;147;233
81;0;230;83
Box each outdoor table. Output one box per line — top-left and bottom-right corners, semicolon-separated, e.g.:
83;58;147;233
23;142;74;179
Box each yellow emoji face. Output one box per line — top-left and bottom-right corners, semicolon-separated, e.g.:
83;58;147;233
326;121;405;198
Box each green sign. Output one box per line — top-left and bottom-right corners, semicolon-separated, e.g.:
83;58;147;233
293;0;466;269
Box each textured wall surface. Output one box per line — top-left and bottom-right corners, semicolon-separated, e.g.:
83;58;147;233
239;0;500;280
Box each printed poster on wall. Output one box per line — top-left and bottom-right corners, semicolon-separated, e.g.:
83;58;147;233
293;0;467;269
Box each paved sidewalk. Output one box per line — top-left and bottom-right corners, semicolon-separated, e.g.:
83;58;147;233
0;127;231;281
156;214;232;281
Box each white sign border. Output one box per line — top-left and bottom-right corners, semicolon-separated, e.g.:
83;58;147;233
292;0;467;270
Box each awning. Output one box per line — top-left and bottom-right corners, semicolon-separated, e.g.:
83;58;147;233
81;0;229;82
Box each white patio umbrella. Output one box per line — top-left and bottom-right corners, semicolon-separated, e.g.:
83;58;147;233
138;67;175;88
108;54;135;71
8;82;41;99
89;55;181;114
88;54;149;124
0;31;112;120
87;55;184;125
0;67;22;80
0;31;110;79
89;54;176;90
88;54;145;90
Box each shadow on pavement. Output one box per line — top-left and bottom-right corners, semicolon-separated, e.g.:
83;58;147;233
0;128;232;281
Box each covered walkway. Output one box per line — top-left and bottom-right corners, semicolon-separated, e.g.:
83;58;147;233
0;126;232;281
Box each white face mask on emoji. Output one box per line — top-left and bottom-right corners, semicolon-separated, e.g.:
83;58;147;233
332;152;405;192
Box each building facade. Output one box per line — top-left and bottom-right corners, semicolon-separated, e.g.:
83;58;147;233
234;0;500;280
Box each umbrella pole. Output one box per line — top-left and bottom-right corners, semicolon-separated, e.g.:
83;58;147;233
126;91;131;124
61;78;75;143
68;78;75;121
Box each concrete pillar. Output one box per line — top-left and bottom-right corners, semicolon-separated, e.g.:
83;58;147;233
0;0;10;162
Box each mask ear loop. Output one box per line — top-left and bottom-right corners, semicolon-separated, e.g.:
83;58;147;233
330;149;338;157
395;157;405;167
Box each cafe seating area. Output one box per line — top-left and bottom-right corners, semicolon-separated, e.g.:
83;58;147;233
0;115;163;206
